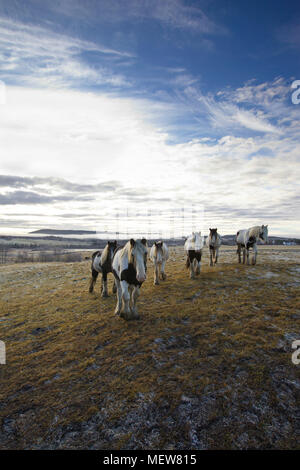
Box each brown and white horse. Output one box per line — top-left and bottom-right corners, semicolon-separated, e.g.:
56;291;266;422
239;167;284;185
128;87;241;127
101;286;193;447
236;225;268;265
206;228;222;266
149;241;169;285
89;240;117;297
184;232;204;279
112;238;148;320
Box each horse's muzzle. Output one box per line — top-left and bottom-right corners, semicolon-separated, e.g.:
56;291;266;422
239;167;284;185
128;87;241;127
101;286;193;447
137;274;146;283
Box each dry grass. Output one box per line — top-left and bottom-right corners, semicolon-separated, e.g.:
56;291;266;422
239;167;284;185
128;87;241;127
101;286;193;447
0;245;299;449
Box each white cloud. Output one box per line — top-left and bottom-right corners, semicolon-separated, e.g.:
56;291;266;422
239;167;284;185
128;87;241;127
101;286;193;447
47;0;226;35
0;17;132;88
1;80;300;237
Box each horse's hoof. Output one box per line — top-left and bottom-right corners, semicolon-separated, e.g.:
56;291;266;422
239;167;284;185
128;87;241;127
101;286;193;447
161;273;166;280
101;292;108;298
154;281;159;285
120;311;132;321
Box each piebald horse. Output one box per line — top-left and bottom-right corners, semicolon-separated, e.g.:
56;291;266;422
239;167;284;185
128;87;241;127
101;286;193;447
206;228;222;266
184;232;204;279
149;241;169;285
112;238;148;320
89;240;117;297
236;225;268;265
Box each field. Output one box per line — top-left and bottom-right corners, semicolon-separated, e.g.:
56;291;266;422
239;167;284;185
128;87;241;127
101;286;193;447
0;245;299;449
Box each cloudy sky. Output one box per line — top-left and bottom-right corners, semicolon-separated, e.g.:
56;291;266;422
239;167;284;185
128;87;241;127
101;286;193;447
0;0;300;238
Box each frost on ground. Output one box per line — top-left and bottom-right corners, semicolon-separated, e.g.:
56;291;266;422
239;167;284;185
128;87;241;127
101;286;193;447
0;246;299;449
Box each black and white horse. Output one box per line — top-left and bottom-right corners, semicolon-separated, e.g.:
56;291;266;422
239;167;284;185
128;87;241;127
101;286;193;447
206;228;222;266
236;225;268;265
89;240;117;297
112;238;148;320
184;232;204;279
149;241;169;285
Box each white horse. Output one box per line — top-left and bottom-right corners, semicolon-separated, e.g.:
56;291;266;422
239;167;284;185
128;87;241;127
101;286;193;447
236;225;268;265
149;241;169;285
206;228;222;266
184;232;204;279
112;238;148;320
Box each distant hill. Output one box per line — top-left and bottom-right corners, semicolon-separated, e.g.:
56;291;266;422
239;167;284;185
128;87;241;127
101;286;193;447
30;229;97;235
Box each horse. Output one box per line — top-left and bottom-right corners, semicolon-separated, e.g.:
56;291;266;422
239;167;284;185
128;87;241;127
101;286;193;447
236;225;268;265
112;238;148;320
184;232;205;279
89;240;117;297
149;241;169;285
206;228;222;266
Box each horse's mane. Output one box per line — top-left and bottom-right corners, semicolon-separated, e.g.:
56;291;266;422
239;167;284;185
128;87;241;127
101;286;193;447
248;226;262;238
101;244;110;264
120;241;132;262
119;240;146;262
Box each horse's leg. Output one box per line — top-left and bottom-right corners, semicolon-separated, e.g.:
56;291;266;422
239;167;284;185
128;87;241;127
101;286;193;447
209;249;213;267
252;244;257;265
215;247;219;264
242;248;245;264
120;281;131;320
197;251;202;274
195;258;201;274
190;258;195;279
154;261;159;285
248;248;251;265
237;245;241;263
89;269;98;293
245;248;250;265
161;260;167;280
101;271;108;297
112;278;117;294
213;248;216;265
131;286;140;319
114;279;122;315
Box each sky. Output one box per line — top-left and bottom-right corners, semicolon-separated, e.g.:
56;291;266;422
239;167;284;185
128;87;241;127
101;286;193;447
0;0;300;238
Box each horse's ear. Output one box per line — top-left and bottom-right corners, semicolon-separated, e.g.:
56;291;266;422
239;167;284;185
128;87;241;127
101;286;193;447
130;238;135;247
141;238;147;246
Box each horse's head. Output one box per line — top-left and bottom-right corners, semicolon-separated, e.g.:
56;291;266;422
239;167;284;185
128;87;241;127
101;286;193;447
129;238;148;282
209;228;218;242
259;225;268;244
107;240;117;257
194;231;203;252
154;241;163;262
